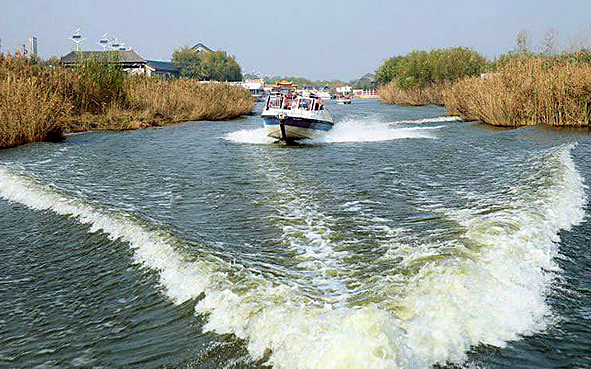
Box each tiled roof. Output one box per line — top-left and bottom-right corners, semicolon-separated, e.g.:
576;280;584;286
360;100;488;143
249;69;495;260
60;50;145;64
145;60;178;73
190;43;212;52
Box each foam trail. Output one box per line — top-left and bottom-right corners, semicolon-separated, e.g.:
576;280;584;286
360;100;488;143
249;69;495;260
386;143;587;366
391;116;463;125
223;128;276;144
0;143;586;369
0;165;220;304
255;154;351;304
318;119;441;143
197;144;586;369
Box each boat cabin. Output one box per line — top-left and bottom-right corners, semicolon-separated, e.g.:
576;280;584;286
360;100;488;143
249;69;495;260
265;93;324;111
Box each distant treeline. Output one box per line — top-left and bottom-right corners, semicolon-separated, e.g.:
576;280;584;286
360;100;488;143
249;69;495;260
0;54;254;149
265;76;340;87
172;47;242;82
376;47;487;88
256;75;375;91
377;47;487;106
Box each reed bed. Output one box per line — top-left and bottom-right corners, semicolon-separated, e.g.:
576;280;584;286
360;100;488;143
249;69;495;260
126;78;254;123
379;82;446;106
443;57;591;126
0;55;72;148
0;54;255;148
0;75;71;148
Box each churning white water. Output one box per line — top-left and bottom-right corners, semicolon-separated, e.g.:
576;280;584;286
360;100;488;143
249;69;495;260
224;117;443;144
0;142;585;369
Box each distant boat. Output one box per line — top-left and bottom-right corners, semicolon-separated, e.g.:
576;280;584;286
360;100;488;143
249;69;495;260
335;86;353;104
261;82;333;142
335;94;352;104
240;79;266;101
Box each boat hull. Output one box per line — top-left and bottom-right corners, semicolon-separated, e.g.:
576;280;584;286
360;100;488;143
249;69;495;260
263;116;333;141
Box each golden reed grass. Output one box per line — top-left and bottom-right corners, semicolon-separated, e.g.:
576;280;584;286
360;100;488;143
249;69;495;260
379;82;447;106
0;74;72;148
126;78;254;123
443;57;591;126
0;54;255;148
62;78;255;132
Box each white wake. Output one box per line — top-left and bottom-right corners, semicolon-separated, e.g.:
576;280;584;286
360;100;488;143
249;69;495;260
0;143;585;369
224;118;442;144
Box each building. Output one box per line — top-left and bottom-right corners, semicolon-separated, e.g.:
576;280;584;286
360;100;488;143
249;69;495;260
28;36;38;58
298;85;331;100
352;89;379;99
336;86;352;94
60;50;179;78
190;43;212;53
145;60;179;79
60;50;147;73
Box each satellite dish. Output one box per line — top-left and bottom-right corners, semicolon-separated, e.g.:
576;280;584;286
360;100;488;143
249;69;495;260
98;33;109;50
69;27;86;51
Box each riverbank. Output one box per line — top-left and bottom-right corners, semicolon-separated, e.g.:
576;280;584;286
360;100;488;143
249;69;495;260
378;50;591;127
0;55;254;149
444;55;591;127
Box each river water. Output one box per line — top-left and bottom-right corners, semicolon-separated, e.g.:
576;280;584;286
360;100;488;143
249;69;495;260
1;100;590;369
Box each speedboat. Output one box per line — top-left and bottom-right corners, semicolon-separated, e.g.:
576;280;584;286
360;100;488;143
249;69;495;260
262;92;333;142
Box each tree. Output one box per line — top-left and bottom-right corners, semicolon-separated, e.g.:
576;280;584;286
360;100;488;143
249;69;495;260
172;46;202;79
375;47;487;90
172;47;243;81
198;51;242;81
375;56;403;85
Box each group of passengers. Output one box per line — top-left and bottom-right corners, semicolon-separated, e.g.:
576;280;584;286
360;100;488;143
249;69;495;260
281;96;323;111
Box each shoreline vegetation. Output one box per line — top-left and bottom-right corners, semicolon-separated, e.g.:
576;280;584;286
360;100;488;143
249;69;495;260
0;54;254;149
3;32;591;151
377;43;591;127
444;54;591;127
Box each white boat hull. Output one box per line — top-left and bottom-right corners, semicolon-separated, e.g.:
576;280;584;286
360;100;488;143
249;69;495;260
261;107;333;142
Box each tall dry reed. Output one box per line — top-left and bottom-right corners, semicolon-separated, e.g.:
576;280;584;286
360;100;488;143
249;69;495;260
125;78;254;123
443;57;591;126
1;54;255;147
379;81;446;106
0;56;72;148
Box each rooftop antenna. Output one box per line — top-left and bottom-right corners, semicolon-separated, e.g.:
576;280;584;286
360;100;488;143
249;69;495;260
98;33;109;51
110;38;122;50
69;27;85;51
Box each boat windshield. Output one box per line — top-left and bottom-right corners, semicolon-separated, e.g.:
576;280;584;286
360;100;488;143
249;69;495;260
295;97;323;111
267;95;283;109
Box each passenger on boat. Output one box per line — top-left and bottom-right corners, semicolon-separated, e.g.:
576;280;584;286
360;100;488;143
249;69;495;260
316;98;323;110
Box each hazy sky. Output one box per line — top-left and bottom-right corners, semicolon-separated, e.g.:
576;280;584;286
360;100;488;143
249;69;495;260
1;0;591;80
